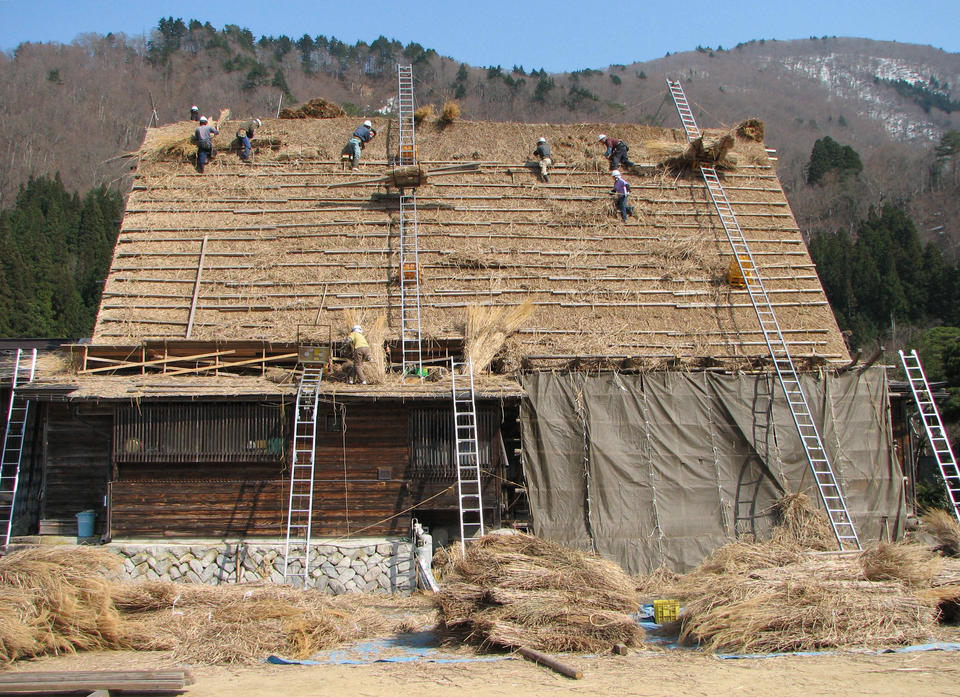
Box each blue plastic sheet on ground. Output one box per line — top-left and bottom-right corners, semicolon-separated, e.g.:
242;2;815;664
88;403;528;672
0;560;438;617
311;631;515;665
715;641;960;660
266;655;321;665
634;604;682;648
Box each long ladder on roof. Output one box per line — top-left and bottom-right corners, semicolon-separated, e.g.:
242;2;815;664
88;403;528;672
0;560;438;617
283;365;324;585
667;79;861;551
1;349;36;548
451;358;484;550
899;349;960;523
397;65;423;377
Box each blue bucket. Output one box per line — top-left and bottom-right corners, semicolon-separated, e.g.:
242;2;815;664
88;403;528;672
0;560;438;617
76;510;96;538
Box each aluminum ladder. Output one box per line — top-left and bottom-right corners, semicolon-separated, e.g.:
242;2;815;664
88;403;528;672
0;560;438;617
283;365;324;585
667;79;861;551
899;349;960;523
450;358;484;551
1;348;37;548
397;64;416;166
396;64;423;377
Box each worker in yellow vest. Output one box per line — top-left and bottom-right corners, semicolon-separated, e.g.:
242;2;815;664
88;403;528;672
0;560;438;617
347;325;370;384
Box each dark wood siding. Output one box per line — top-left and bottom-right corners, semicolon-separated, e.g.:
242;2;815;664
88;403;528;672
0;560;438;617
42;403;112;532
107;400;504;538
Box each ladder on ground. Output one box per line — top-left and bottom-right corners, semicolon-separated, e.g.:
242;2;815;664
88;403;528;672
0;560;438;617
397;64;423;377
1;348;36;548
899;349;960;523
667;79;861;551
451;358;484;551
283;365;324;585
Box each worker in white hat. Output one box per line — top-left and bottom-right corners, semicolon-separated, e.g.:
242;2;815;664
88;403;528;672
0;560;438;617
533;137;552;183
598;134;635;171
190;105;200;121
610;170;634;222
194;116;219;174
237;118;263;161
345;119;377;171
346;324;370;384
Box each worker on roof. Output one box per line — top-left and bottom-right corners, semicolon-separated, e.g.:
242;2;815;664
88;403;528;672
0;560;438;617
598;134;635;171
237;118;262;162
610;170;634;222
345;120;377;171
194;116;219;174
189;105;200;121
346;325;370;385
533;137;552;183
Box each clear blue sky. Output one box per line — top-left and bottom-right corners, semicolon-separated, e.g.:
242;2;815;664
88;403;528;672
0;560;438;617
0;0;957;71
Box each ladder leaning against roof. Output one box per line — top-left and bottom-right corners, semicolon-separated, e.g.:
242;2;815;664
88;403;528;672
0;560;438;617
1;348;37;548
450;357;484;551
283;365;324;585
899;349;960;523
396;65;424;379
666;79;861;551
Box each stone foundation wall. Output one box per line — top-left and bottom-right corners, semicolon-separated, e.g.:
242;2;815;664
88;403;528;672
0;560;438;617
110;539;414;593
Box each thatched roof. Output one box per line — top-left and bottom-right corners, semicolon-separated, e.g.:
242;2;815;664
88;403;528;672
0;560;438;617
94;116;849;366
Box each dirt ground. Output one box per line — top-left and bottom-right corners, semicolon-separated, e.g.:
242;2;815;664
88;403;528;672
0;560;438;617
8;645;960;697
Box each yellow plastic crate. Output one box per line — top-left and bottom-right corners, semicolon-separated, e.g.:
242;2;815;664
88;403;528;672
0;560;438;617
653;598;679;624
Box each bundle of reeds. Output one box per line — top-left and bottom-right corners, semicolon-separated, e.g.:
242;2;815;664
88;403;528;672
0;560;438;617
921;508;960;557
279;97;346;119
463;301;534;374
643;131;736;171
0;547;391;666
434;533;642;653
339;310;387;383
736;118;765;142
679;570;936;653
770;492;836;550
860;542;943;586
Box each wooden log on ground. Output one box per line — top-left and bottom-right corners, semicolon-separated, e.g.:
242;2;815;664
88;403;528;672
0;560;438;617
0;669;194;695
516;646;583;679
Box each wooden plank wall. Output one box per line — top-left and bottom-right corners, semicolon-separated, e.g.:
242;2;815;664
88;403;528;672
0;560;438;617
109;402;503;538
42;403;112;533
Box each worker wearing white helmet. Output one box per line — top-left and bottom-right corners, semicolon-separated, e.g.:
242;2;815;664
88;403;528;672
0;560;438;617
194;116;219;174
346;120;377;170
610;169;634;222
237;118;263;162
346;325;370;384
190;105;200;121
533;137;553;183
598;134;635;171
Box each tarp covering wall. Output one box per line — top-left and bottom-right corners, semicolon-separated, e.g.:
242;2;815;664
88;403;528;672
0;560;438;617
520;368;904;574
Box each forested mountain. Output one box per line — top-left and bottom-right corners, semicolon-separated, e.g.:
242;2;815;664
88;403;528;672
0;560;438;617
1;19;960;349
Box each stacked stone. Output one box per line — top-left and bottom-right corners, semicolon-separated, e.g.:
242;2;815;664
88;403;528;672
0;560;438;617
111;539;414;593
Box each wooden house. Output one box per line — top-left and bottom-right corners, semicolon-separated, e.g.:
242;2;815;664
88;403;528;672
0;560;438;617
8;110;906;574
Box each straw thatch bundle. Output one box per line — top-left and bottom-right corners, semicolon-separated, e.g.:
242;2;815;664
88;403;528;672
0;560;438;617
414;104;436;124
0;547;390;665
339;310;387;382
770;492;836;550
0;547;130;663
679;569;937;653
463;301;534;374
113;581;389;664
279;97;346;119
434;533;642;653
735;118;765;142
860;542;943;587
439;101;461;126
921;509;960;557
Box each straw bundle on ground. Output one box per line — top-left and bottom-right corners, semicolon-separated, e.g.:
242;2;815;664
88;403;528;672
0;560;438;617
860;542;943;586
114;581;390;664
0;547;130;663
0;547;390;666
279;97;346;119
434;533;642;653
463;301;534;374
679;569;937;653
770;492;836;550
921;509;960;557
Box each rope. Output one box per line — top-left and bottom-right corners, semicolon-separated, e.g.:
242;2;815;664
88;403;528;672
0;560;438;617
340;402;350;534
318;483;457;547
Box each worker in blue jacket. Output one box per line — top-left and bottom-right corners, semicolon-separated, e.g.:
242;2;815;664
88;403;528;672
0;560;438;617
346;120;377;170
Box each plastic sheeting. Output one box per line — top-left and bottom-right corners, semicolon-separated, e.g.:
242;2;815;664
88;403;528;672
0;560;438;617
520;368;904;574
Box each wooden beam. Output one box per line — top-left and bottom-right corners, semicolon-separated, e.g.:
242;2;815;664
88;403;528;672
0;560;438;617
162;352;298;376
79;350;236;375
185;235;208;339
